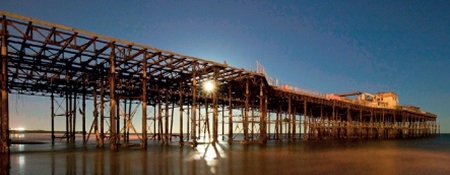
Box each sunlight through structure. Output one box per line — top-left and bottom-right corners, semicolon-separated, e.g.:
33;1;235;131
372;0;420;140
0;10;438;154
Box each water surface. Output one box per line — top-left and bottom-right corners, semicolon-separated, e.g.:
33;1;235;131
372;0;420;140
4;133;450;174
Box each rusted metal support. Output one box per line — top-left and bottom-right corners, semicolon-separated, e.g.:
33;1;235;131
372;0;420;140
1;16;10;154
287;96;292;139
157;94;162;141
126;99;131;144
116;99;120;143
123;99;127;144
153;104;157;140
198;103;202;141
65;92;69;143
164;92;169;145
178;81;184;145
303;100;307;140
292;100;296;139
170;100;175;142
51;93;55;144
204;97;210;141
243;79;249;143
73;92;77;143
82;91;86;146
191;63;197;147
251;108;254;140
259;80;267;144
109;45;117;151
93;87;99;147
359;109;362;138
274;108;279;140
186;104;190;141
99;82;105;147
332;101;336;139
212;67;219;143
278;105;282;140
320;106;324;139
141;58;147;150
347;107;351;139
221;105;225;141
228;85;233;144
369;109;373;138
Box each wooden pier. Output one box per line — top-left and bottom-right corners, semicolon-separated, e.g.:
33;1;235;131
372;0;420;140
0;11;438;153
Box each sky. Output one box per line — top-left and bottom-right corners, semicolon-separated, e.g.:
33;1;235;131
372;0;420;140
1;0;449;133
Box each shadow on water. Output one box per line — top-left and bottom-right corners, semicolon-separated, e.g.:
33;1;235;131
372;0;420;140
4;133;450;174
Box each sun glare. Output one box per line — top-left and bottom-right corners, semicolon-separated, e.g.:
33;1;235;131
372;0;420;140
203;80;215;92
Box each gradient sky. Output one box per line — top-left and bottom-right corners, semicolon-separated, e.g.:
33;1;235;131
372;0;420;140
1;0;449;132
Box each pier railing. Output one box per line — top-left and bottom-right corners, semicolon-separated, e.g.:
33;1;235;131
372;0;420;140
256;61;326;98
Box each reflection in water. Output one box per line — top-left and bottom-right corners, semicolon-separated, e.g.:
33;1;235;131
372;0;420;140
18;155;25;169
190;143;226;174
11;133;25;139
6;134;450;174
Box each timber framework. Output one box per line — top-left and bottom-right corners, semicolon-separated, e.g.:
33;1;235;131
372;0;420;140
0;11;438;153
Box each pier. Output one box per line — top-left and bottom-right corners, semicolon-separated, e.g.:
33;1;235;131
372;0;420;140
0;11;438;153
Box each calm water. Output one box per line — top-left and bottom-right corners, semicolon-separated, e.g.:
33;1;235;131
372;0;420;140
2;133;450;175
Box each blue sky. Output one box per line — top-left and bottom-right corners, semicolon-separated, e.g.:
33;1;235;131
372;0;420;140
1;0;449;132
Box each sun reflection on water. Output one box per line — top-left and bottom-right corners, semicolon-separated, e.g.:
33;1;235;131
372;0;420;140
188;142;227;174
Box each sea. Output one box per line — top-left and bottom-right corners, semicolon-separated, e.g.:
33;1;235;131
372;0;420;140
3;133;450;175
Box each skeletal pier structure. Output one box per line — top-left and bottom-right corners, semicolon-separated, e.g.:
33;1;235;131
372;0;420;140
0;11;438;153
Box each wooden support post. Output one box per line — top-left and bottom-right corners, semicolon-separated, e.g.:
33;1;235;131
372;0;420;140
303;100;307;140
228;85;233;143
141;60;147;148
109;46;117;151
51;93;55;145
179;81;184;145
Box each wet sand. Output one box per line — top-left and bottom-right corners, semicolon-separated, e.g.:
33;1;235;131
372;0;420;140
4;133;450;175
